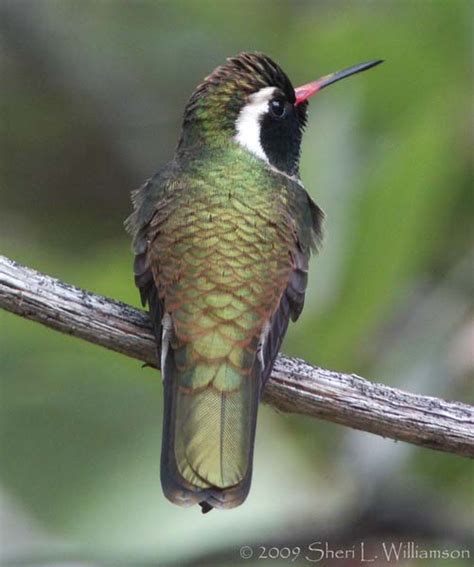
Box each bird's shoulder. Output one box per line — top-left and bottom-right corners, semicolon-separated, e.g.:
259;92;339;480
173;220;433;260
124;160;182;252
269;169;324;254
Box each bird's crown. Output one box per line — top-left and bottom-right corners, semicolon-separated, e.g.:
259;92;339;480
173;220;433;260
187;52;297;113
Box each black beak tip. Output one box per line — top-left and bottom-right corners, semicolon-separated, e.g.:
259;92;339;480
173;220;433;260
363;59;384;71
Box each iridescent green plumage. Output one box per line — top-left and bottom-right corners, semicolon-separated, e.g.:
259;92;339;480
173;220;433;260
126;53;323;511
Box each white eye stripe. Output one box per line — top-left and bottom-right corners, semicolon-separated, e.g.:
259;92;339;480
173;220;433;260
233;86;276;163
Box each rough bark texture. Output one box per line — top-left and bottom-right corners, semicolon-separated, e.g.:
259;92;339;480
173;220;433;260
1;254;473;458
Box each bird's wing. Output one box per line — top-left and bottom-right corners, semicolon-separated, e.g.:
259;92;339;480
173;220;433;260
125;167;175;361
260;186;324;385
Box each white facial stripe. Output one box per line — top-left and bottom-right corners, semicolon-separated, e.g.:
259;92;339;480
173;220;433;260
234;86;276;162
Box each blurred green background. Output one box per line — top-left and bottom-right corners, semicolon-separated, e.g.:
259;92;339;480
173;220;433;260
1;1;473;565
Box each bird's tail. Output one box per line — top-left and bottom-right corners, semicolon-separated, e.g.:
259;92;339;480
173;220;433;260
160;344;261;512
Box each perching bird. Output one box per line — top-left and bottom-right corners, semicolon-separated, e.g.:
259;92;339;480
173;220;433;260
126;52;381;512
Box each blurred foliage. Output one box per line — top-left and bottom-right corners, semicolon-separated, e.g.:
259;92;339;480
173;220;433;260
0;0;473;565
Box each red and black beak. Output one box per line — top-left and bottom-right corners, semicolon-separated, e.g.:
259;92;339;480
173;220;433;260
295;60;383;105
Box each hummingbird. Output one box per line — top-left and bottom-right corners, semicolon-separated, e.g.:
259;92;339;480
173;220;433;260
126;52;382;513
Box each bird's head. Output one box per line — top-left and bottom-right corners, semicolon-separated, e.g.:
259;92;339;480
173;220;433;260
179;52;382;177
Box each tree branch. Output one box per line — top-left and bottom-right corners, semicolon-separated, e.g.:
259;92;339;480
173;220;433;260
1;254;473;458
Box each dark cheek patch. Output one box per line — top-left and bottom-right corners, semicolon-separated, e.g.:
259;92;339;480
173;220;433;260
259;110;303;176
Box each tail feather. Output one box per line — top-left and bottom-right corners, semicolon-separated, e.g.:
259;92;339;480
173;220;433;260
160;351;260;510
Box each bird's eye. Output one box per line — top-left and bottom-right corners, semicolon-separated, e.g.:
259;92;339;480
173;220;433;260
269;99;286;119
